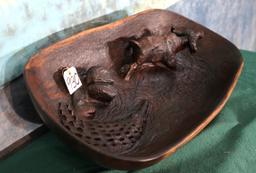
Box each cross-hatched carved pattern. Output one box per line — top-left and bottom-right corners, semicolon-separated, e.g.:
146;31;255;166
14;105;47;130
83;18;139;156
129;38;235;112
58;101;148;153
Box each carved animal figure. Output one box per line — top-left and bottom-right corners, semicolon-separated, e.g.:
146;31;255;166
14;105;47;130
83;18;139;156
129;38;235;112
58;26;203;153
58;66;149;152
120;26;204;80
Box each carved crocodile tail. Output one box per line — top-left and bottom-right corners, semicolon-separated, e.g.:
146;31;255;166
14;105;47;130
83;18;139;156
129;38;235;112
58;100;149;153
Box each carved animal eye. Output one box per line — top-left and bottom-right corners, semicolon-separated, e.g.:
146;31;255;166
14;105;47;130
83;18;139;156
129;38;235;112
125;43;134;57
124;40;141;64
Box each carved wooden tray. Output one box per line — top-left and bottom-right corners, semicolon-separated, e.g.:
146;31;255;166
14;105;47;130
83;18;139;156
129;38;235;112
24;9;243;170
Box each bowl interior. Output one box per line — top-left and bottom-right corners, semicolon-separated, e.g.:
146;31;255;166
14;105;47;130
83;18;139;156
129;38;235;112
24;10;243;168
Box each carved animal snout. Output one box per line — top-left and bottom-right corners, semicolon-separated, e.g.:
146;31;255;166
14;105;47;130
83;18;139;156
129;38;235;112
86;66;117;103
70;66;117;118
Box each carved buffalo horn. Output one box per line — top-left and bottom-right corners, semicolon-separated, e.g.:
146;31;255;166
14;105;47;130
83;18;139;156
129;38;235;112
24;9;243;170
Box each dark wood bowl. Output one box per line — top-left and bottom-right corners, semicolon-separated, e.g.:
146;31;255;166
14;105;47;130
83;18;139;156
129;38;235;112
24;9;243;170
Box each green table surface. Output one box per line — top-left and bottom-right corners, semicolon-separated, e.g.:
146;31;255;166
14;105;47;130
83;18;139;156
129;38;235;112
1;50;256;173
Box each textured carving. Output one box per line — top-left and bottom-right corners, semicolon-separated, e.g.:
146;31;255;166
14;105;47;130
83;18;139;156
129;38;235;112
58;66;149;153
24;10;243;170
57;26;203;153
59;99;149;153
117;26;204;80
67;66;117;119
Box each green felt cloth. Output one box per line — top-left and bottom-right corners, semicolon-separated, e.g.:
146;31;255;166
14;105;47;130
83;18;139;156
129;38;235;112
1;50;256;173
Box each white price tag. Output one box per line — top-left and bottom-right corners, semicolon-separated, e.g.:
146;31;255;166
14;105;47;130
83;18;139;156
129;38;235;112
63;66;82;95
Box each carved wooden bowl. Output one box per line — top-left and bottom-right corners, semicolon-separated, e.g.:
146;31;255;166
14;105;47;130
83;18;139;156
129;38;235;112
24;9;243;170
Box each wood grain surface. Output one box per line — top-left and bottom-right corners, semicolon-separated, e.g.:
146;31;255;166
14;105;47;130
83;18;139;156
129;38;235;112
24;9;243;170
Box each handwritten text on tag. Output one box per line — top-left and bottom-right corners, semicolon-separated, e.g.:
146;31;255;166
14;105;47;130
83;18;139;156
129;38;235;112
63;66;82;95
